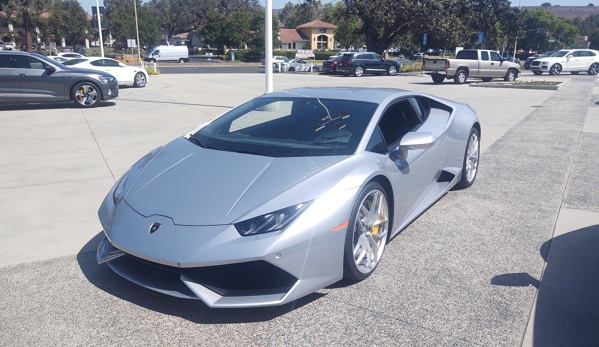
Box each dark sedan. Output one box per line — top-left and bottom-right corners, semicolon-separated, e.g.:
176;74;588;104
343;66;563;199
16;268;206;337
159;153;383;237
0;51;118;107
336;52;400;77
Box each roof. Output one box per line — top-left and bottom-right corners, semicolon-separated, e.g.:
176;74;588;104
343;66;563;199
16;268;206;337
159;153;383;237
279;29;309;42
265;87;410;104
296;20;337;29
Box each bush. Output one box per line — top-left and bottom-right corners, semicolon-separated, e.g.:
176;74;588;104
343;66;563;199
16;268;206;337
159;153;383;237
144;66;160;75
86;47;115;57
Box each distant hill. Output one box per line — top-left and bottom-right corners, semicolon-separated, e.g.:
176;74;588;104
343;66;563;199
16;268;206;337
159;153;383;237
524;6;599;19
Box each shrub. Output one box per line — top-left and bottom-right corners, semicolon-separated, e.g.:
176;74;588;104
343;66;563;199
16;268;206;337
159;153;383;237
144;67;160;75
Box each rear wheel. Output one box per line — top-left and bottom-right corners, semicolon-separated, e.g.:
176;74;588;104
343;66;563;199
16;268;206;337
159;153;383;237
343;182;389;281
456;128;480;189
387;65;397;76
432;74;445;84
354;66;364;77
549;64;562;75
504;69;517;82
289;67;295;72
588;63;599;75
454;69;468;84
72;82;101;108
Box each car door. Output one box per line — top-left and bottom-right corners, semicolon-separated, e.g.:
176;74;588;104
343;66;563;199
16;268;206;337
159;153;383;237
372;53;387;74
477;51;492;77
13;54;66;102
489;51;506;77
578;51;596;70
562;51;578;71
0;54;20;103
91;59;129;84
371;97;446;226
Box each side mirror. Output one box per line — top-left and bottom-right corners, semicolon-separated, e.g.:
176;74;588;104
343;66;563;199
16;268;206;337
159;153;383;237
389;132;437;160
44;65;56;73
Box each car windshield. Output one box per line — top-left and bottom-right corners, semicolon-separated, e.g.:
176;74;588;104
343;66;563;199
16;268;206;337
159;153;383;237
190;97;378;157
552;51;569;57
62;58;88;66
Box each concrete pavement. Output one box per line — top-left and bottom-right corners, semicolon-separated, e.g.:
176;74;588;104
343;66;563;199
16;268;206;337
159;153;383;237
0;71;597;346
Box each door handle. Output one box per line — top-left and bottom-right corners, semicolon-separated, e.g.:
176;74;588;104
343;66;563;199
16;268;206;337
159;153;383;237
19;73;29;76
491;63;495;65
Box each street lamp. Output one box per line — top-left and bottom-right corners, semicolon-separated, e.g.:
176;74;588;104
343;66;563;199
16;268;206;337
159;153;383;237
95;0;104;57
265;0;273;93
513;0;522;61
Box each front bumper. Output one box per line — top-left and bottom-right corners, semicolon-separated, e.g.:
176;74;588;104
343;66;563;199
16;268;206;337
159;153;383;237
97;188;355;308
101;82;119;100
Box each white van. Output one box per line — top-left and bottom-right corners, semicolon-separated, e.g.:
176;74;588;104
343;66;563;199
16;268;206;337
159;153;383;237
144;45;189;63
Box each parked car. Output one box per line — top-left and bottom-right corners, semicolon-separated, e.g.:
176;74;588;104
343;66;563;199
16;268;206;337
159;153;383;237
49;56;70;63
260;55;289;65
321;55;344;74
58;52;85;59
423;49;520;84
0;51;118;107
2;42;13;50
287;58;319;72
336;52;400;77
144;45;189;63
97;86;481;308
62;57;149;87
523;51;556;70
59;46;71;53
529;49;599;75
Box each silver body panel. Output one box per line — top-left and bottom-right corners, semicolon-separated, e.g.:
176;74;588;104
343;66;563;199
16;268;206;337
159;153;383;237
98;87;480;308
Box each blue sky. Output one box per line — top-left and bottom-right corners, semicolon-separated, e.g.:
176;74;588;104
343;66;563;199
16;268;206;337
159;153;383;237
78;0;596;15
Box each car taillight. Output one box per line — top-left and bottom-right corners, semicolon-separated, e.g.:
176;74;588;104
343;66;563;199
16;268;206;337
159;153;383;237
331;61;337;67
446;60;450;69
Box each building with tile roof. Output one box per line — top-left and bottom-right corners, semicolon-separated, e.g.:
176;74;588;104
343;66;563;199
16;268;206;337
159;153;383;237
280;19;337;51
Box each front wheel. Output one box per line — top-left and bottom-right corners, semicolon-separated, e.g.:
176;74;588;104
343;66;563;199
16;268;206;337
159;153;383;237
133;72;146;87
288;67;295;72
354;66;364;77
72;82;101;108
549;64;562;75
343;182;390;281
456;127;480;189
504;69;517;82
454;69;468;84
387;65;397;76
532;71;542;75
178;58;185;63
588;63;599;75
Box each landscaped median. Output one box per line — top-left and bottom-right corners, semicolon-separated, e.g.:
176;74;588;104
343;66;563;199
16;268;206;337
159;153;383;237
470;80;564;90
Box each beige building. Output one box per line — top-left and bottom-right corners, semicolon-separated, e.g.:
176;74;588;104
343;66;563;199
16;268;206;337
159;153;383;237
280;19;337;51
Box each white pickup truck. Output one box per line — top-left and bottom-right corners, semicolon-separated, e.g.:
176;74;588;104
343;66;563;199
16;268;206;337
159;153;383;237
423;49;520;84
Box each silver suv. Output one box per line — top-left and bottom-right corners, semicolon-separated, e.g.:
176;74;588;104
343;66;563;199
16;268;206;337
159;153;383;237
0;51;119;107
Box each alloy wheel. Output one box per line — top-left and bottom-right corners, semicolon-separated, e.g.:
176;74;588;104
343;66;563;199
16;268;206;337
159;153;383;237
465;131;479;183
351;189;388;274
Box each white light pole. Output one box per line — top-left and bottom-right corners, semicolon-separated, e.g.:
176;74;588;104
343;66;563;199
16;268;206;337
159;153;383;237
265;0;273;93
133;0;141;64
513;0;522;61
95;0;104;57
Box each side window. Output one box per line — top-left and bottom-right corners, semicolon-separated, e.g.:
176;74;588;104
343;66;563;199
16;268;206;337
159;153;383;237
378;99;423;148
366;128;387;154
481;51;489;61
90;60;104;66
14;55;44;69
356;54;366;60
373;54;384;61
154;50;160;55
587;51;597;57
0;55;12;68
105;59;120;67
490;52;502;61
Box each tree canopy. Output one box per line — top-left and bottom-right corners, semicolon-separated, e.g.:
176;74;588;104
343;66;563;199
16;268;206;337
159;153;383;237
104;0;160;48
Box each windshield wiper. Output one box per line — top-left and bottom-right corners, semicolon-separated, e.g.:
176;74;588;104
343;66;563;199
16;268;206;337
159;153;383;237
187;134;218;149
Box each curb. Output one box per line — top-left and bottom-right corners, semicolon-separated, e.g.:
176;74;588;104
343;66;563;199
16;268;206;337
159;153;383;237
470;81;564;90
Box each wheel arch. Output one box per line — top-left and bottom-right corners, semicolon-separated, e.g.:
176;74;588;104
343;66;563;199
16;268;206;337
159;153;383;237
366;175;395;235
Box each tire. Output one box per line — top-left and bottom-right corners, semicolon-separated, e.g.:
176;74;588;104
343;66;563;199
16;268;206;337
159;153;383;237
149;58;156;63
343;182;390;281
354;66;364;77
549;64;562;75
387;65;397;76
588;63;599;75
481;77;493;82
570;71;579;75
454;69;468;84
289;67;295;72
72;82;101;108
504;69;517;82
456;127;480;189
532;71;542;75
178;58;185;63
133;72;146;88
432;75;445;84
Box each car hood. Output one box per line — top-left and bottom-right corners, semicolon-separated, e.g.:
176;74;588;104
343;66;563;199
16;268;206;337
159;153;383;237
123;137;347;225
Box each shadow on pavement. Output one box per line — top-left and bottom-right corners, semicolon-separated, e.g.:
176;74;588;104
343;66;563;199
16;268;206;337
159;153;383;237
0;101;116;111
76;232;325;323
491;224;599;346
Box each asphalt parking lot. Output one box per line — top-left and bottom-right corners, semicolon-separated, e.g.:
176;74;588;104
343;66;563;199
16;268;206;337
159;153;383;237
1;70;598;346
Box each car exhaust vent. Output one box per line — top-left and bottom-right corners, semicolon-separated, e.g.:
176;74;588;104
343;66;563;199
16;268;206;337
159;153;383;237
129;255;297;297
438;170;455;182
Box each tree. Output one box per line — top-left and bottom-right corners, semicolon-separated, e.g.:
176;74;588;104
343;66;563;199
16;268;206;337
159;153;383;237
248;11;280;51
202;11;250;50
320;2;363;49
105;0;160;48
47;0;90;48
280;0;321;28
0;0;49;52
520;8;579;51
541;2;551;7
147;0;196;39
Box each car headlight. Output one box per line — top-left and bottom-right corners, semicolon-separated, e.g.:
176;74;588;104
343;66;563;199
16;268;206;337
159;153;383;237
235;201;313;236
98;76;115;84
112;146;163;205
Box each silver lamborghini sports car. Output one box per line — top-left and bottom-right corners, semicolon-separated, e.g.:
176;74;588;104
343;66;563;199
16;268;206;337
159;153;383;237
97;87;480;308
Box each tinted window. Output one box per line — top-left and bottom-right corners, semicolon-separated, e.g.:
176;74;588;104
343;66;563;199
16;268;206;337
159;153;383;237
62;58;87;66
378;99;422;148
490;52;502;61
373;54;384;61
456;50;478;60
481;51;489;61
0;55;11;68
356;54;373;60
104;59;120;67
14;55;45;69
366;128;387;154
192;97;378;157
